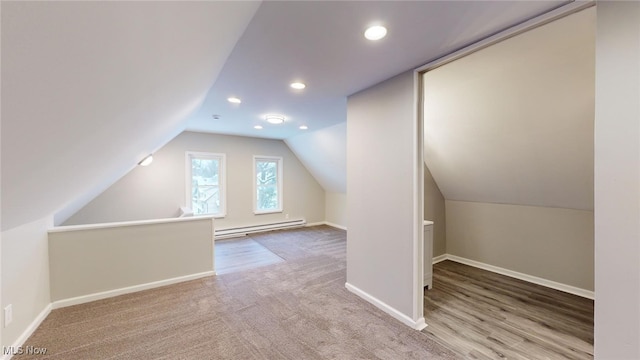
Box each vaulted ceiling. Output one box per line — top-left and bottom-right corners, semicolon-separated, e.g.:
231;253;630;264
423;8;595;211
1;1;573;230
1;1;260;230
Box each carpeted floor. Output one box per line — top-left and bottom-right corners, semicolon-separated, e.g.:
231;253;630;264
17;225;458;359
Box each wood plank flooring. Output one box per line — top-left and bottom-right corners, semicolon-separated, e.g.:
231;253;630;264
422;260;594;359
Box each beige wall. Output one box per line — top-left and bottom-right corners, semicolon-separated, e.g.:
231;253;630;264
64;131;325;228
421;8;595;293
1;216;52;348
424;165;446;257
594;2;640;357
446;200;594;291
423;8;594;212
49;217;214;302
325;192;347;229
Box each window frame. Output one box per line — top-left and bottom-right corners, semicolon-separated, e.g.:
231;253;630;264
253;155;283;215
185;151;227;218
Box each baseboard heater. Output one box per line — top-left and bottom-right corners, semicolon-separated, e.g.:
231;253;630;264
214;219;306;239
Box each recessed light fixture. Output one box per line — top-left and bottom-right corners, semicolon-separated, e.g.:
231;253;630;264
265;114;285;124
290;82;306;90
254;125;263;130
227;97;241;104
138;154;153;166
364;25;387;41
299;125;308;130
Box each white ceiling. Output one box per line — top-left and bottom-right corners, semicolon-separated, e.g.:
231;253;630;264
1;0;575;231
423;7;595;211
285;122;347;193
1;1;260;230
186;0;569;140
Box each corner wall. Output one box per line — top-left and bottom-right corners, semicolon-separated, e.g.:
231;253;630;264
594;2;640;357
1;216;52;349
64;132;326;229
446;200;594;291
347;70;423;327
325;192;347;229
424;165;445;256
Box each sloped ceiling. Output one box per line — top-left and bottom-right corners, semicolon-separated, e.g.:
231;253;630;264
423;8;595;211
1;1;261;230
285;122;347;193
1;0;581;231
187;0;568;139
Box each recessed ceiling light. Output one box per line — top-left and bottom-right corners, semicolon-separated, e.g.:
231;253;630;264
290;82;306;90
227;97;241;104
299;125;308;130
265;114;285;124
254;125;263;130
364;25;387;41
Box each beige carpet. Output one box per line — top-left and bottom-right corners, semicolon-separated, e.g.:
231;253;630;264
17;226;458;359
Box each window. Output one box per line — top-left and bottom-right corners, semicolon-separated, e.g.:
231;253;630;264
254;156;283;214
186;152;226;217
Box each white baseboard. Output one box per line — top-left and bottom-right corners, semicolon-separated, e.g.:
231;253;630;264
52;271;216;309
324;221;347;231
0;303;52;360
442;254;594;300
345;282;426;330
306;221;347;231
432;254;447;264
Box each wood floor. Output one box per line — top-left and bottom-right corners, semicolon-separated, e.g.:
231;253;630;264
423;260;594;359
17;226;594;359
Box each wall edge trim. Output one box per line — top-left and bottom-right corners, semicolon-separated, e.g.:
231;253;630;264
345;282;427;330
51;271;216;309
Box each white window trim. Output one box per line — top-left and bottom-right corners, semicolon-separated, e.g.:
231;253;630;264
253;155;283;215
185;151;227;218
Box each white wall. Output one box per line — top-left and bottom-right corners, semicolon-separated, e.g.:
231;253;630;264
446;200;594;291
594;2;640;358
325;192;347;229
64;131;326;229
347;70;423;327
1;216;52;349
0;2;3;343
